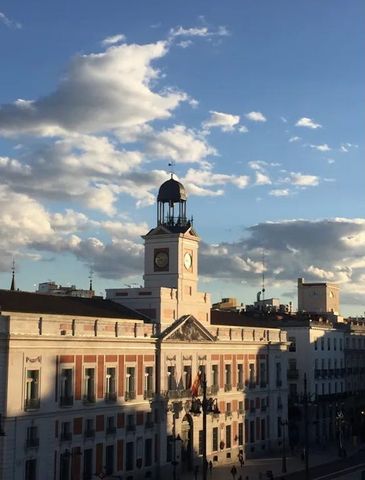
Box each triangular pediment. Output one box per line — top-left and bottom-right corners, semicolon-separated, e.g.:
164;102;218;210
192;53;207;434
160;315;216;342
143;225;172;237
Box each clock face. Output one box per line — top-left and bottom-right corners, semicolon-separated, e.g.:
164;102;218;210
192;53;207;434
184;252;192;270
154;251;169;269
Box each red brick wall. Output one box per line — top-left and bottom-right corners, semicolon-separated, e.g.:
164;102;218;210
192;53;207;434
118;355;125;397
75;356;82;400
97;355;104;399
137;355;143;396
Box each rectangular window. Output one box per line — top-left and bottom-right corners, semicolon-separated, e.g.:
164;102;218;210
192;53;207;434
260;362;266;386
61;421;72;442
85;418;94;438
211;365;219;388
126;367;136;399
238;423;243;445
145;438;152;466
249;421;255;443
106;416;115;434
276;363;281;387
25;459;37;480
84;368;95;403
145;366;154;398
261;419;266;440
105;367;116;397
212;427;218;451
237;364;244;387
327;338;331;351
25;370;40;410
334;338;337;351
199;430;204;455
167;366;176;391
126;442;134;471
60;452;70;480
249;363;255;386
183;365;192;390
26;426;39;448
83;449;93;480
105;445;114;475
277;417;282;438
225;364;232;390
226;425;231;449
60;368;73;406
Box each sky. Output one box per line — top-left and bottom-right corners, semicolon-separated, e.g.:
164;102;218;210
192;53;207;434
0;1;364;315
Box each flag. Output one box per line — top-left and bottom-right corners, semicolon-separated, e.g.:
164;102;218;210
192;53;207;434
191;371;201;397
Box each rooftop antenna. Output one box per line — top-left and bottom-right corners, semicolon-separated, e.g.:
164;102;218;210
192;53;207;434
10;258;15;291
88;268;94;291
168;161;176;179
261;250;266;301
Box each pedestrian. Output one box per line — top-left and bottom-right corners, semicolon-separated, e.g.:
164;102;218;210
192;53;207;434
194;465;199;480
245;475;249;480
231;465;237;479
238;451;244;468
238;475;242;480
209;460;213;474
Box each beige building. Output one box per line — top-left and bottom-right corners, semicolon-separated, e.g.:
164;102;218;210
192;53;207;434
0;177;288;480
297;277;340;315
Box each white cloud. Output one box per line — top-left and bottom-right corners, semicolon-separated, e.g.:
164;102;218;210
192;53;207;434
269;189;290;197
289;172;319;187
245;111;267;122
0;11;21;29
202;111;240;132
289;136;301;143
102;34;126;46
340;143;358;153
310;143;331;152
183;167;249;195
144;125;216;163
327;158;335;164
255;172;271;186
295;117;322;129
306;265;335;280
169;25;229;39
0;41;188;136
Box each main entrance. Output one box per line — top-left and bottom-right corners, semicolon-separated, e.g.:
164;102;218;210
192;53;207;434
180;414;193;471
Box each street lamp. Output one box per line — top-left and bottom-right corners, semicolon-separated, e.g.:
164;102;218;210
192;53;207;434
336;407;345;457
190;372;220;480
280;419;288;473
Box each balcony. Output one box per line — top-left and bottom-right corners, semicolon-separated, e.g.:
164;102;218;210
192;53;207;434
126;424;136;433
236;382;244;391
104;392;117;403
145;421;154;430
60;395;74;407
24;398;40;411
315;369;321;379
83;394;96;405
246;381;256;390
144;389;154;400
321;369;328;378
106;426;117;435
225;411;233;420
60;432;72;442
84;429;95;439
287;369;299;380
328;369;334;378
25;437;39;449
125;391;136;401
224;383;232;392
208;385;219;395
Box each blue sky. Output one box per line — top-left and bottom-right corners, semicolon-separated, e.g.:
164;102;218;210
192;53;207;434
0;1;364;314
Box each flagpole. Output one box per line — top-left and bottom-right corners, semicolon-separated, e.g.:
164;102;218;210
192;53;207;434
202;371;207;480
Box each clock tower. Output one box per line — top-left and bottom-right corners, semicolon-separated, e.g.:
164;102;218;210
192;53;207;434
143;175;199;298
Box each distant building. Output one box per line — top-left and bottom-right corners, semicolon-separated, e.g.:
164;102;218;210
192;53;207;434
212;297;240;311
36;281;95;299
297;277;340;315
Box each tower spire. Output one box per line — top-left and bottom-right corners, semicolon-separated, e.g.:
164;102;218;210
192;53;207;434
10;259;15;291
89;268;94;291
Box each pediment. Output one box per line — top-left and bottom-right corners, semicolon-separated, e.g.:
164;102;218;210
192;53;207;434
143;225;172;237
161;315;216;342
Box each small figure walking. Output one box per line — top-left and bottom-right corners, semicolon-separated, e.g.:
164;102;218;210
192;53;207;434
231;465;237;479
209;460;213;475
238;451;244;468
194;465;199;480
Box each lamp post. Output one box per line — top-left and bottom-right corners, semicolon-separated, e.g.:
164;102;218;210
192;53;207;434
280;419;288;473
303;374;309;480
190;372;220;480
336;407;345;457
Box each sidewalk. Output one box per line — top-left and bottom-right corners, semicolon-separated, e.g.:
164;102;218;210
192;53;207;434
180;442;363;480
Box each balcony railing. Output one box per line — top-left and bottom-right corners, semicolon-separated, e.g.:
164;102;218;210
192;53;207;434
208;385;219;395
276;380;282;388
125;391;136;401
287;369;299;380
236;382;244;391
145;421;154;430
60;395;74;407
84;429;95;439
126;424;136;432
25;437;39;449
60;432;72;442
24;398;40;411
105;392;117;403
83;394;96;405
144;389;154;400
224;383;232;392
106;426;117;435
246;381;256;390
315;369;321;379
225;411;233;419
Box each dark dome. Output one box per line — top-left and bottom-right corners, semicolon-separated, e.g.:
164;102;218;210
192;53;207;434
157;177;187;203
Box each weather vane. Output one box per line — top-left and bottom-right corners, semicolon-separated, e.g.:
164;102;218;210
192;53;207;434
168;161;176;178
